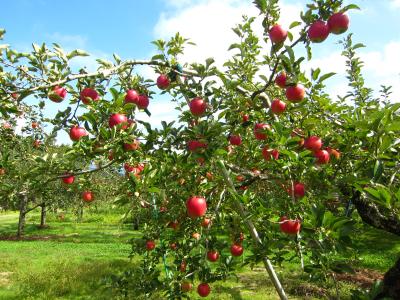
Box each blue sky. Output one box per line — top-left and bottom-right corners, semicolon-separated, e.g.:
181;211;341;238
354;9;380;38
1;0;400;143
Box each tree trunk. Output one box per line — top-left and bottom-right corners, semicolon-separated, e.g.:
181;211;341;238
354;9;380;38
374;257;400;300
77;205;83;222
40;203;47;227
17;194;27;238
352;191;400;236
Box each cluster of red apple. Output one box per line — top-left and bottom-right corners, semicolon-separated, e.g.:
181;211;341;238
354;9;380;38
61;174;94;203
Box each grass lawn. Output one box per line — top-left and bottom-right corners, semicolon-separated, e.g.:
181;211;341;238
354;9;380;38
0;209;399;299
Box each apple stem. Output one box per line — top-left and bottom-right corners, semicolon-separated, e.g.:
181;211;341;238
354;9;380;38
216;160;288;300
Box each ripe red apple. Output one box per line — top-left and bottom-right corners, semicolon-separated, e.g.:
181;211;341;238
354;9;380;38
124;89;140;104
181;281;193;292
80;87;99;104
189;97;207;116
286;84;305;102
262;146;279;160
229;135;242;146
62;174;75;184
239;185;248;191
201;218;211;228
230;244;244;256
0;168;5;175
197;283;211;297
11;93;19;100
123;139;140;151
192;232;201;240
170;242;178;250
82;191;94;202
269;24;287;44
236;175;245;182
308;20;330;43
275;72;287;88
292;182;305;198
271;99;286;114
186;196;207;218
180;260;187;272
138;94;149;109
279;216;301;234
109;113;128;129
207;250;219;262
314;149;330;164
31;122;38;129
254;123;270;140
187;140;207;152
304;136;322;151
48;86;67;103
326;147;341;159
242;114;250;122
69;126;88;141
156;74;170;90
146;240;156;251
328;12;349;34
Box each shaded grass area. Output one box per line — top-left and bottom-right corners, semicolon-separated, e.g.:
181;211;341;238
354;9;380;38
0;210;399;299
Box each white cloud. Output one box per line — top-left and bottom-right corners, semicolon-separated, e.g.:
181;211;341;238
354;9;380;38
390;0;400;8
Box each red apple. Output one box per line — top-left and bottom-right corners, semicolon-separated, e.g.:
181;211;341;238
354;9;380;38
236;175;245;182
314;149;330;164
48;86;67;103
138;94;149;109
197;283;211;297
80;87;99;104
192;232;201;240
170;242;178;250
82;191;94;202
2;122;11;129
181;281;192;292
124;89;140;104
262;146;279;160
201;218;211;227
31;122;38;129
157;74;170;90
275;72;287;88
304;136;322;151
187;140;207;152
69;126;88;141
242;114;250;122
328;12;349;34
168;221;179;230
180;260;187;272
123;139;140;151
286;84;305;102
33;140;41;148
308;20;330;43
0;168;5;175
254;123;270;140
230;244;244;256
207;250;219;262
186;196;207;218
11;93;19;100
62;174;75;184
271;99;286;114
292;182;305;198
109;113;128;129
146;240;156;251
279;216;301;234
189;97;207;116
269;24;287;44
326;147;341;159
229;135;242;146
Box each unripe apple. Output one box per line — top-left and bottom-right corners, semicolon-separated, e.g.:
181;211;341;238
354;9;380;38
314;149;330;164
201;217;211;227
308;20;330;43
181;281;192;292
197;283;211;297
124;89;140;104
69;126;88;141
80;87;99;104
328;12;349;34
271;99;286;114
156;74;170;90
254;123;270;140
82;191;94;202
186;196;207;218
275;72;287;88
304;136;322;151
269;24;287;44
48;86;67;103
109;113;128;129
138;94;149;109
229;135;242;146
189;97;207;116
286;84;305;102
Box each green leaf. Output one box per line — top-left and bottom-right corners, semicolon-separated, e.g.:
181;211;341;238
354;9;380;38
342;4;360;12
66;49;90;59
373;160;383;180
289;21;302;29
385;121;400;132
318;72;336;82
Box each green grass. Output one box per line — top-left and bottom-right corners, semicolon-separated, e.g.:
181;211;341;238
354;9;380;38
0;209;399;299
